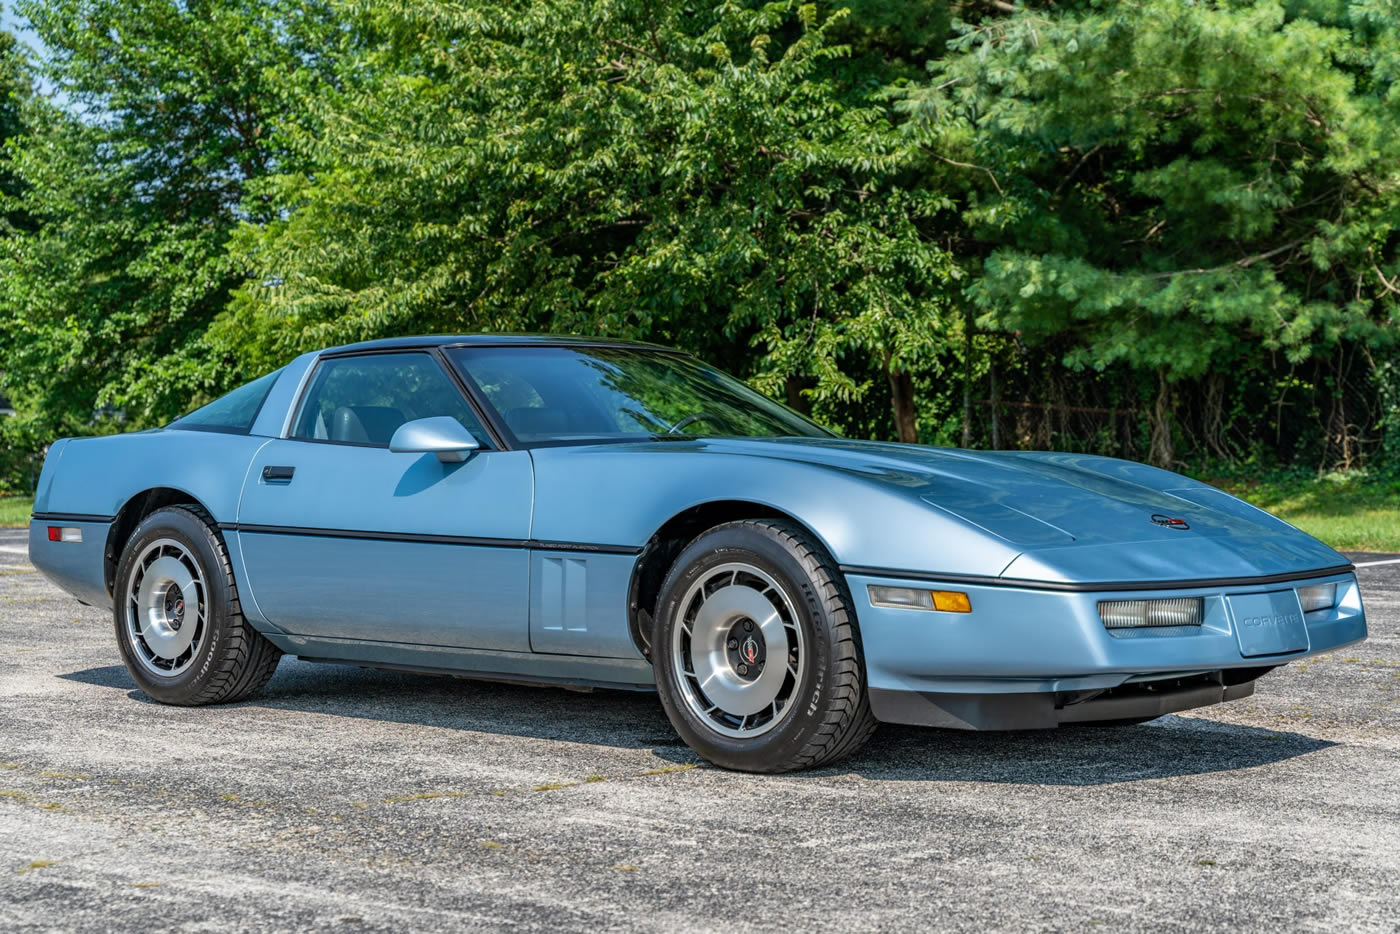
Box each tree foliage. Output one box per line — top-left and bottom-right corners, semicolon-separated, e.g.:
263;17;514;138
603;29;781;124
0;0;336;479
2;0;1400;489
901;0;1400;462
223;0;959;439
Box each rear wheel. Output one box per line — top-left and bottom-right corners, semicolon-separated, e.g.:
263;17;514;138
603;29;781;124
114;505;281;705
653;520;877;773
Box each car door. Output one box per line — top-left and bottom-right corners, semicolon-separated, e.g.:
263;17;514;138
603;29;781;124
234;350;533;651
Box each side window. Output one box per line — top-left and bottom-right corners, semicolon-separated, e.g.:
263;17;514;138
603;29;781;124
291;353;489;447
172;368;284;434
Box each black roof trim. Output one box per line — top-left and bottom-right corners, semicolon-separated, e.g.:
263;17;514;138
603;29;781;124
319;333;682;356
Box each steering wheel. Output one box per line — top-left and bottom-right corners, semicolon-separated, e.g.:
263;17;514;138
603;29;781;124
665;411;721;435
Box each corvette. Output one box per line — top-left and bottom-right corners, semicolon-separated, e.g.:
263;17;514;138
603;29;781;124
28;335;1367;772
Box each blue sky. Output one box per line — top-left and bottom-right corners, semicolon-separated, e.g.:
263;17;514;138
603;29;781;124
1;3;45;60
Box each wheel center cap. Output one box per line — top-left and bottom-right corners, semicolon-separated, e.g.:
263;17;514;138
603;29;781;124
740;637;760;665
726;619;766;680
163;584;186;629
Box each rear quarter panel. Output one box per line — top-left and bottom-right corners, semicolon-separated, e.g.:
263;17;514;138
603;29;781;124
29;430;271;608
42;431;270;522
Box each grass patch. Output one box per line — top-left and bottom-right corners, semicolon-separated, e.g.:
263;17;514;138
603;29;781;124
0;496;32;529
381;790;469;804
640;763;698;776
1201;468;1400;552
531;781;572;792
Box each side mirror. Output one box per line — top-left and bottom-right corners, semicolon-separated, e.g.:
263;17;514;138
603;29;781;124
389;416;481;463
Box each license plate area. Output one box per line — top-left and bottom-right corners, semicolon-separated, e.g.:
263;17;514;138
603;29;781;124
1229;590;1309;657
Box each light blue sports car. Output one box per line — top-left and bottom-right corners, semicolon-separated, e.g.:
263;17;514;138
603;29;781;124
28;335;1366;772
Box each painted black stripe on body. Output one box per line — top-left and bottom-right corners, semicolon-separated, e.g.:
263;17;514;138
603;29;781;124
838;563;1357;593
30;512;116;524
220;522;642;556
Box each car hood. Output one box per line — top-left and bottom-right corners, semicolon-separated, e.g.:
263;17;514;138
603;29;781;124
685;437;1349;582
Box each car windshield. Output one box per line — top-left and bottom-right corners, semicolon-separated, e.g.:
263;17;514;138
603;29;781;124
448;346;832;445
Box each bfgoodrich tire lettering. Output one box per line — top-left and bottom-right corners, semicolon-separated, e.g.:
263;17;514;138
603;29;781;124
653;520;878;773
113;505;282;706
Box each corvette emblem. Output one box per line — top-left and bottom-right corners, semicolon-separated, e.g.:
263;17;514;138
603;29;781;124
741;637;760;664
1150;514;1190;530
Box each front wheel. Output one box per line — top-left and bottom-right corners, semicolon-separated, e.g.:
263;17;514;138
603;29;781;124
113;505;282;706
652;520;877;773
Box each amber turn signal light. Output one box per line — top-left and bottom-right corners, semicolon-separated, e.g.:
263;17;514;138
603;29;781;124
868;585;971;613
930;590;972;613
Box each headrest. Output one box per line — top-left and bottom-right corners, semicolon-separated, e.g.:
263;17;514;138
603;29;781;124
331;405;406;445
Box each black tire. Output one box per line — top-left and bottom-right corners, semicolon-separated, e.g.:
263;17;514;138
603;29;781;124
113;505;282;706
652;520;878;773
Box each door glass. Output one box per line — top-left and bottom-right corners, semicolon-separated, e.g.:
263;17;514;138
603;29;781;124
291;352;489;446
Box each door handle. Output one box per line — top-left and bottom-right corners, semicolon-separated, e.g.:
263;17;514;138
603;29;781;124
262;465;296;483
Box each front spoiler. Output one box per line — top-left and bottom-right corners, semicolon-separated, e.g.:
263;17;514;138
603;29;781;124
870;672;1258;730
847;568;1366;697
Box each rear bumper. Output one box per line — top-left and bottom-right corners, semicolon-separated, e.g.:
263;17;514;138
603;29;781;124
848;567;1365;729
27;517;113;608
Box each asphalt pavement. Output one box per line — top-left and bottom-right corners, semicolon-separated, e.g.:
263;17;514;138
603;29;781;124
1;526;1398;932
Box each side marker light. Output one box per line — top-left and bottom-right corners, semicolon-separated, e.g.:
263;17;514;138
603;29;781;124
868;585;971;613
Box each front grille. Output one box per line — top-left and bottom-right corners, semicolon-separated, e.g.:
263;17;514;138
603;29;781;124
1098;597;1204;629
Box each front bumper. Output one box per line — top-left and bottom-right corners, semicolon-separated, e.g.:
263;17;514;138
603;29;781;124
847;568;1365;730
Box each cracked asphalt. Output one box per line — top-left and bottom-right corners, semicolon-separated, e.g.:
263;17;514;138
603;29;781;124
1;527;1398;932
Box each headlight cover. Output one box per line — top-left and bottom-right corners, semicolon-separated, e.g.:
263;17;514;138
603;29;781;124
1098;597;1204;629
1296;582;1337;614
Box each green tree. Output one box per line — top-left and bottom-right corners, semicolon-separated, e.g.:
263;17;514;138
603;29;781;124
0;0;337;484
0;30;38;488
4;0;1400;476
902;0;1400;463
226;0;962;441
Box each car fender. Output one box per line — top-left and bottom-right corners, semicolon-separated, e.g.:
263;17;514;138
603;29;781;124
528;444;1021;578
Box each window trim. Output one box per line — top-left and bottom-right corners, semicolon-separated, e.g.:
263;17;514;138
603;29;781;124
286;349;504;451
429;346;512;450
446;352;526;450
168;423;261;437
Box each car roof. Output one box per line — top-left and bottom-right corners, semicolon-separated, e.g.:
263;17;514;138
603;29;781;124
320;333;683;355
